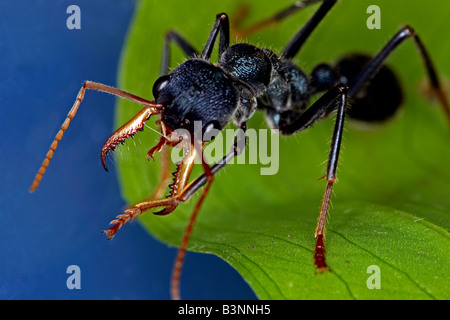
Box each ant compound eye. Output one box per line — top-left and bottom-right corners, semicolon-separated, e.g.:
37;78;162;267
152;75;170;100
202;120;221;141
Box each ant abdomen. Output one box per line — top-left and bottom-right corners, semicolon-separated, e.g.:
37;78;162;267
335;54;404;122
310;54;403;123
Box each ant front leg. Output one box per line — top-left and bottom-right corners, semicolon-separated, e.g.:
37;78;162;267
279;84;348;271
104;13;235;241
104;125;247;300
175;123;247;202
103;139;199;239
110;24;222;226
170;139;214;301
104;121;245;238
170;124;247;300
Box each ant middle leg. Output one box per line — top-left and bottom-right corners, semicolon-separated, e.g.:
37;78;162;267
279;83;349;271
282;0;337;59
231;0;337;58
232;0;322;39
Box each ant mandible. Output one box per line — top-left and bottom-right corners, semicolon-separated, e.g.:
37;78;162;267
30;0;449;300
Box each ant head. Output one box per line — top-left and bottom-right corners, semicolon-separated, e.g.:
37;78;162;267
152;59;239;141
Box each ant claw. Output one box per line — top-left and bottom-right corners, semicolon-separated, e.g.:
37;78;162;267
102;228;116;240
315;265;330;273
103;208;142;239
153;206;176;216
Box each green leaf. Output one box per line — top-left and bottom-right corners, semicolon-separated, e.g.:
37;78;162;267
115;0;450;299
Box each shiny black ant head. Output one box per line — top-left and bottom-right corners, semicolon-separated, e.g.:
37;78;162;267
152;59;239;141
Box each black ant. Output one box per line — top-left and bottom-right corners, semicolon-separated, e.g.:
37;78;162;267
30;0;449;300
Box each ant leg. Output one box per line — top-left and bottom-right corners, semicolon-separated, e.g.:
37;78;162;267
177;123;247;202
279;84;348;270
279;83;348;134
204;1;336;61
171;139;214;301
232;0;323;39
161;30;198;76
313;88;347;271
29;81;162;192
282;0;337;59
104;123;247;240
170;125;246;300
103;140;199;239
144;144;171;201
348;25;450;124
201;13;230;60
105;125;247;299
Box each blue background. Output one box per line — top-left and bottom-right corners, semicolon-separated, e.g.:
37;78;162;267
0;0;256;299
